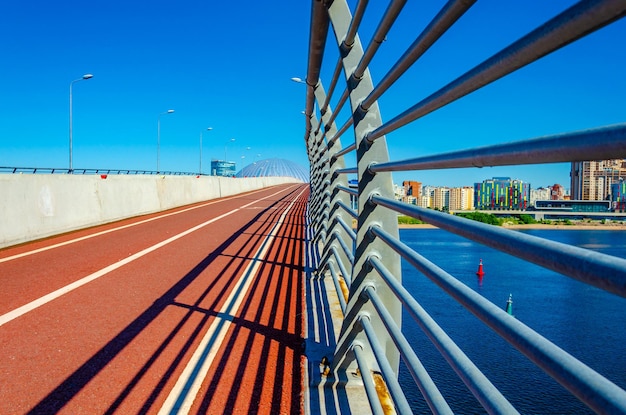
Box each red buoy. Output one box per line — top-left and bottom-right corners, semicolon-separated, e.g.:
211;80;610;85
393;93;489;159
476;259;485;277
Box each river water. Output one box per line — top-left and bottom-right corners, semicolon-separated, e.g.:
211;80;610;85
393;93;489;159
397;228;626;414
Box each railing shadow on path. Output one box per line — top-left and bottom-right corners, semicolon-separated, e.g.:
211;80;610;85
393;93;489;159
27;188;307;414
197;196;307;414
304;205;356;415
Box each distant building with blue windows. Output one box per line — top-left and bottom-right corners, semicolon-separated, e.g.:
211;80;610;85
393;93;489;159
533;200;611;212
474;177;530;210
211;160;237;177
611;181;626;211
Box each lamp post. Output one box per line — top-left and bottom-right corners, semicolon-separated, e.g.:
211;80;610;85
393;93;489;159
244;146;251;165
224;138;235;161
157;109;175;172
291;76;318;115
200;127;212;174
69;73;93;172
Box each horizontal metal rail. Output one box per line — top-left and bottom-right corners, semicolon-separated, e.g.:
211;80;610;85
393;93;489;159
353;344;385;415
336;216;357;243
360;0;476;112
0;166;205;176
365;0;626;144
330;245;352;289
351;0;407;82
335;200;358;220
320;59;343;116
363;285;455;415
367;255;518;414
335;167;358;175
331;142;356;160
336;185;358;198
370;194;626;298
327;118;353;146
360;314;415;415
328;261;348;313
369;225;626;414
302;0;626;413
368;123;626;173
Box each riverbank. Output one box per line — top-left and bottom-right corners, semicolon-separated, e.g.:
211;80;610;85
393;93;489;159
398;222;626;230
351;217;626;230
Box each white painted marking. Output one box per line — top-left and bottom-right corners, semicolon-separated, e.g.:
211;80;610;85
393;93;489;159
0;185;295;264
0;187;297;327
158;187;307;415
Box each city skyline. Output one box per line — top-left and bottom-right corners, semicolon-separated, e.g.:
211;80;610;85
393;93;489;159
403;158;626;198
398;174;569;194
399;158;626;214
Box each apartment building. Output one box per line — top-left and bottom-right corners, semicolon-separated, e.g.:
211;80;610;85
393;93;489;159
571;159;626;200
449;186;474;211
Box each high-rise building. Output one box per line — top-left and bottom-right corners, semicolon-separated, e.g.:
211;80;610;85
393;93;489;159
570;159;626;200
422;185;436;209
449;186;474;211
611;181;626;211
432;187;450;211
403;181;421;198
417;195;430;208
474;177;530;210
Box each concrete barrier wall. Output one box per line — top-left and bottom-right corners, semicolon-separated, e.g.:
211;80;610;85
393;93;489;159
0;174;302;249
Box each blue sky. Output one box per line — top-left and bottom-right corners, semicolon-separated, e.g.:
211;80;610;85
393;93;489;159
1;1;625;191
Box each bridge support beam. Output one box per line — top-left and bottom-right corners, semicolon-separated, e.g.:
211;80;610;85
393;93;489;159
325;0;403;389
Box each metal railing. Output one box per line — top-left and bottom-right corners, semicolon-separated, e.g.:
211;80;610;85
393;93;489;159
302;1;626;414
0;166;203;176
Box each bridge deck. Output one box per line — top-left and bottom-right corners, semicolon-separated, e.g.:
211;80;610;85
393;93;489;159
0;184;336;414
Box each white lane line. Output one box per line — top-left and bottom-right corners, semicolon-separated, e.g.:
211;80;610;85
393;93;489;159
0;185;297;264
0;187;294;328
158;187;307;415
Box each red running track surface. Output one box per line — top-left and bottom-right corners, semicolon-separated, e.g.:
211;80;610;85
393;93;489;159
0;183;309;414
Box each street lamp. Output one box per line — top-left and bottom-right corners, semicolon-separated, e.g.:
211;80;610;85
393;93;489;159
291;76;318;116
224;138;235;161
200;127;213;174
157;109;175;172
69;73;93;172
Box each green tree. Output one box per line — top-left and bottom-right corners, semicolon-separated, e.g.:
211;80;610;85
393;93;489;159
519;214;537;224
397;215;424;225
456;211;503;226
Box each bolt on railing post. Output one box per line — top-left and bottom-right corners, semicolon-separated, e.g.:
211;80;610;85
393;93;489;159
327;0;403;384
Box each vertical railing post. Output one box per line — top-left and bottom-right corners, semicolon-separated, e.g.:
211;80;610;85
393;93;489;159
309;114;330;247
326;0;403;382
313;81;353;305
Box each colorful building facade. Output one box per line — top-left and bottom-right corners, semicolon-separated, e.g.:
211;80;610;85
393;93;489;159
474;177;530;210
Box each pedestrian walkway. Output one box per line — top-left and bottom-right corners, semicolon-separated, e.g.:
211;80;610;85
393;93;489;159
0;184;352;414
